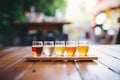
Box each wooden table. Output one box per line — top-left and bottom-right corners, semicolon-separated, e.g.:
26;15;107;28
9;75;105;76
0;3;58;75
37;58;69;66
0;45;120;80
15;21;71;34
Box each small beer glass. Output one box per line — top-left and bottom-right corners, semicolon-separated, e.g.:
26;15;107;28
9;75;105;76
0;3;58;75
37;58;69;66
65;41;77;56
44;41;54;56
32;41;43;57
54;41;65;56
77;41;89;56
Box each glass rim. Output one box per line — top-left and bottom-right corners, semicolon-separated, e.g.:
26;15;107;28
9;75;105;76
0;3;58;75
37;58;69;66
66;40;76;42
78;40;88;42
32;41;42;42
55;41;65;42
44;41;54;43
32;41;43;43
77;41;88;43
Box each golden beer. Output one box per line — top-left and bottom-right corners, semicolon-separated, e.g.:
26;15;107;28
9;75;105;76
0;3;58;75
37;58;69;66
78;46;89;56
54;46;65;56
55;41;65;56
65;47;76;56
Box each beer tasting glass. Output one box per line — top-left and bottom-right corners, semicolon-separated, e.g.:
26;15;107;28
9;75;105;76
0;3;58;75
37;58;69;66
54;41;65;56
32;41;43;57
77;41;89;56
44;41;54;56
65;41;77;56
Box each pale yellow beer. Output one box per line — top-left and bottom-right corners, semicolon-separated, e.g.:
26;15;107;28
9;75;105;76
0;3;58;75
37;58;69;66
78;46;89;56
65;47;76;56
54;41;65;56
54;46;65;56
44;46;54;56
44;41;54;56
77;41;89;56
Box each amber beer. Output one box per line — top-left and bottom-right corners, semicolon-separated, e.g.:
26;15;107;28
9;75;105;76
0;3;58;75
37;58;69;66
77;41;89;56
54;41;65;56
65;47;76;56
32;41;43;57
65;41;77;56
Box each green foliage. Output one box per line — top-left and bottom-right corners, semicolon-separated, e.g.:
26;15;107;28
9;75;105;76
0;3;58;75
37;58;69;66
0;0;66;46
24;0;66;16
0;0;66;29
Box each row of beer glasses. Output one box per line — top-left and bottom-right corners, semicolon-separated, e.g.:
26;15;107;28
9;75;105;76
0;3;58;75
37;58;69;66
32;41;89;57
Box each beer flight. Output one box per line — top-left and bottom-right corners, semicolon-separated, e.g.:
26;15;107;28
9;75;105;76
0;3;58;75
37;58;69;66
32;41;89;57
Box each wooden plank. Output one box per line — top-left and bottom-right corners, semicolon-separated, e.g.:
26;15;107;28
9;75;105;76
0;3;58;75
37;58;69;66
0;60;34;80
0;47;31;73
0;47;22;58
26;56;98;61
102;45;120;52
89;45;120;74
20;62;82;80
75;61;120;80
95;45;120;59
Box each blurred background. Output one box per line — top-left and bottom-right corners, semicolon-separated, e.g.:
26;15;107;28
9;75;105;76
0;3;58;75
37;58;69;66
0;0;120;47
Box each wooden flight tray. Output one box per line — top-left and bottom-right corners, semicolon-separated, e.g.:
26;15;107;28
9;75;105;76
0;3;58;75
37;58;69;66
26;55;98;61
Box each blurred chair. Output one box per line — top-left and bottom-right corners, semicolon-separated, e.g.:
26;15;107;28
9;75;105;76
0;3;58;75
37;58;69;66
44;31;68;41
56;33;68;41
116;17;120;44
24;31;43;45
44;31;55;41
115;28;120;44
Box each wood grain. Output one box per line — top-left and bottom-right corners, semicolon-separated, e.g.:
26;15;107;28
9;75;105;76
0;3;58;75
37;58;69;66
20;62;82;80
0;45;120;80
26;56;98;61
75;61;120;80
0;61;34;80
90;45;120;74
0;47;31;73
0;47;22;58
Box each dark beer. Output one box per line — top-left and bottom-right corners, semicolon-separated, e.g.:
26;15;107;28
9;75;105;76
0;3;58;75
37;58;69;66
32;47;43;56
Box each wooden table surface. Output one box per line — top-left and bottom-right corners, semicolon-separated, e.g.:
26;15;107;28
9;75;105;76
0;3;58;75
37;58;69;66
0;45;120;80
